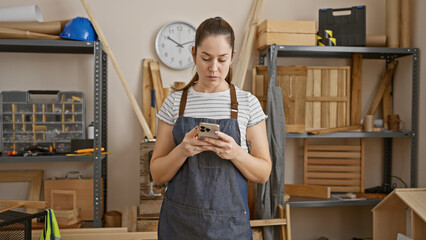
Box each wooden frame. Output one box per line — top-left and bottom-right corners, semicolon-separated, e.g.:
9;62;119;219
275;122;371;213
0;170;43;213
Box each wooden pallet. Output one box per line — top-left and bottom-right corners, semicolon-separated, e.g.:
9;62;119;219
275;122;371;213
253;66;351;133
303;139;365;193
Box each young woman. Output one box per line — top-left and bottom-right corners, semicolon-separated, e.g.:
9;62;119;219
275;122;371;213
151;17;271;240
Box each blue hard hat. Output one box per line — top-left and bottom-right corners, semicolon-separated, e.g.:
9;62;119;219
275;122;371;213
60;17;98;41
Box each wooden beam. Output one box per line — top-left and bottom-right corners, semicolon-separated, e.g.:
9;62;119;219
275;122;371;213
250;218;287;227
285;184;330;199
367;61;398;115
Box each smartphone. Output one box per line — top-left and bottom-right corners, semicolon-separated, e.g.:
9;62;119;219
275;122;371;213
198;122;220;139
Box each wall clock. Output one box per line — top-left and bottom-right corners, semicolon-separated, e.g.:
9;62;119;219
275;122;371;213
155;21;196;70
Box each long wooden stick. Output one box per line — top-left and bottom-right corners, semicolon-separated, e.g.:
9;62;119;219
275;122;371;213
307;125;362;135
0;204;24;214
80;0;153;139
367;61;398;115
233;0;263;89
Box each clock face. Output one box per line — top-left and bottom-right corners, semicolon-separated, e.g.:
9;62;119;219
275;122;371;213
155;21;196;70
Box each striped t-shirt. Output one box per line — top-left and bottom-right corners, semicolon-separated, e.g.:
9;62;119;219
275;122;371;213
157;86;267;152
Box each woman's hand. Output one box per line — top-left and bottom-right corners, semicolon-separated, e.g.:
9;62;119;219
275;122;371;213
199;131;243;160
180;126;212;157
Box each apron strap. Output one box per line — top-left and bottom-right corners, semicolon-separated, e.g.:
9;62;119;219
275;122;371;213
179;87;189;117
230;84;238;120
178;84;239;120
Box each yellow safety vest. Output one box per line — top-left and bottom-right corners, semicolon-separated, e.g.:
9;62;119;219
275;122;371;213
40;209;61;240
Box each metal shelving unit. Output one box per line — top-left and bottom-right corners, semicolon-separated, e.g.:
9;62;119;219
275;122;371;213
260;44;419;207
0;39;108;227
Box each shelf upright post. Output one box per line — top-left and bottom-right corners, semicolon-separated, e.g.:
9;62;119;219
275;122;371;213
93;40;103;227
411;48;419;187
101;49;108;216
383;56;394;189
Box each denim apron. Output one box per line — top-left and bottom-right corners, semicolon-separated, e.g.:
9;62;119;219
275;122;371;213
158;84;253;240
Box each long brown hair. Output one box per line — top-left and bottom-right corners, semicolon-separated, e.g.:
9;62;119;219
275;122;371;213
172;17;235;91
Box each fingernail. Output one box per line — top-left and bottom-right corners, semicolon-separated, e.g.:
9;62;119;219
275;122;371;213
214;131;219;135
199;137;205;140
195;126;198;129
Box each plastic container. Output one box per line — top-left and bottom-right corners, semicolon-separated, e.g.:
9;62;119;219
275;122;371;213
0;90;85;153
318;6;366;46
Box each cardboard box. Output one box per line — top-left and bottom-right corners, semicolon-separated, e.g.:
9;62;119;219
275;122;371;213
44;178;103;220
257;20;317;50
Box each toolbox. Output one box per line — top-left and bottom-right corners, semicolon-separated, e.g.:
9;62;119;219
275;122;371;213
318;6;366;46
0;90;85;153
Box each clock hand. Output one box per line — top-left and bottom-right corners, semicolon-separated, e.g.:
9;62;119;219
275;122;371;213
167;36;183;48
181;40;194;46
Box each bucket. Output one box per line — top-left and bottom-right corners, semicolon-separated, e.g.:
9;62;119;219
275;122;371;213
0;4;43;22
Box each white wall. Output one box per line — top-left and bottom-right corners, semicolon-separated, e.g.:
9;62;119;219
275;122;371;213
0;0;424;239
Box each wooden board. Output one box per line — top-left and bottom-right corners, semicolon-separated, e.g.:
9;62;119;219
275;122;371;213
139;200;162;215
122;205;137;232
284;184;330;199
304;139;365;193
32;231;158;240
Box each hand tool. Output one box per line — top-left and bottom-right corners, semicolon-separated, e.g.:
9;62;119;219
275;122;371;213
74;147;105;154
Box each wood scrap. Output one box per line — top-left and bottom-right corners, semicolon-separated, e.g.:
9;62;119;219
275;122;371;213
351;53;362;125
233;0;264;89
80;0;153;139
367;61;398;115
285;184;330;199
307;125;362;135
383;81;393;129
122;205;137;232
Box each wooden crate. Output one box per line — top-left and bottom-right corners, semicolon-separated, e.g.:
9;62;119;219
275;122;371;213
44;178;103;221
303;139;365;193
257;20;317;50
253;66;351;132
